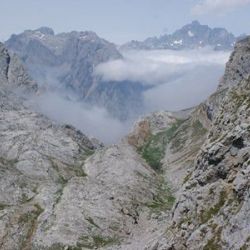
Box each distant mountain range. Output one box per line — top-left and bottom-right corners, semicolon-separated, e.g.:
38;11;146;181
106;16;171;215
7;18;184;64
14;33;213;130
5;22;245;121
5;27;145;120
121;21;245;51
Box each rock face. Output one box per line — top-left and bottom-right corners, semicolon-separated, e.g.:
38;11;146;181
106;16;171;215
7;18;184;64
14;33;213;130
220;36;250;89
127;111;179;149
5;28;145;120
0;42;37;91
121;21;238;51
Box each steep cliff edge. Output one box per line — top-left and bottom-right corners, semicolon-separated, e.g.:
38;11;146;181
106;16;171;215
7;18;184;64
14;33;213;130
0;42;37;92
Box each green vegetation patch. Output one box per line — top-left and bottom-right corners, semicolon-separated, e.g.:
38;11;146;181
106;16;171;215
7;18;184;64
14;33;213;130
86;217;100;228
200;190;227;224
138;120;184;172
204;237;222;250
45;243;84;250
191;120;208;138
230;88;250;110
18;204;44;225
0;157;18;167
19;204;44;249
170;122;190;152
49;157;87;186
240;236;250;250
204;225;223;250
92;235;118;247
170;119;208;153
46;235;119;250
145;177;175;213
75;235;119;249
0;203;7;210
182;172;192;184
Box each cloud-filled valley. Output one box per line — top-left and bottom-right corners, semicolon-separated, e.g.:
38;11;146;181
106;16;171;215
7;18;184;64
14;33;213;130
95;48;230;112
27;92;133;144
28;48;230;144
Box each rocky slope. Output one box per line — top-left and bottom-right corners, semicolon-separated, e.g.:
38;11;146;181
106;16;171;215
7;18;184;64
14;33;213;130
127;105;210;189
5;28;145;120
121;21;239;51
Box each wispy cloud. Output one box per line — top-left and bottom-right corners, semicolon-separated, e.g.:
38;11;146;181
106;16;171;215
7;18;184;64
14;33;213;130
192;0;250;15
144;64;224;112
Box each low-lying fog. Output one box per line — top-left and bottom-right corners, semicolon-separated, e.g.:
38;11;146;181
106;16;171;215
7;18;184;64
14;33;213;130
30;48;230;144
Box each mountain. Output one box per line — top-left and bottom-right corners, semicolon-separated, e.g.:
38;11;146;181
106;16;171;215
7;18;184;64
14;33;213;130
5;28;145;120
121;21;239;51
0;35;249;249
5;24;236;122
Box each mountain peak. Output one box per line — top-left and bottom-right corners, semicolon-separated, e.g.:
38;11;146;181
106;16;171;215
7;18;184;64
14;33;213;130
121;21;236;51
191;20;201;26
35;27;54;35
67;30;99;41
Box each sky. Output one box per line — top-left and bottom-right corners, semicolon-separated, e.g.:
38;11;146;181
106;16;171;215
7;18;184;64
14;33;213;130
0;0;250;44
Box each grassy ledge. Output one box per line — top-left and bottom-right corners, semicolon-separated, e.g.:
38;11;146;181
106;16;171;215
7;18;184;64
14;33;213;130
145;176;175;213
138;119;184;172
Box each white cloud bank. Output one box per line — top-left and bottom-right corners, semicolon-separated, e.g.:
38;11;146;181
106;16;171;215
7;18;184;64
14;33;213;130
28;92;132;144
95;48;229;85
95;48;230;113
192;0;250;15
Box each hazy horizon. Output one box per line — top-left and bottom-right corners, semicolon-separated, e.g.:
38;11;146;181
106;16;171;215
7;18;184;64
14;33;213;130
1;0;250;44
